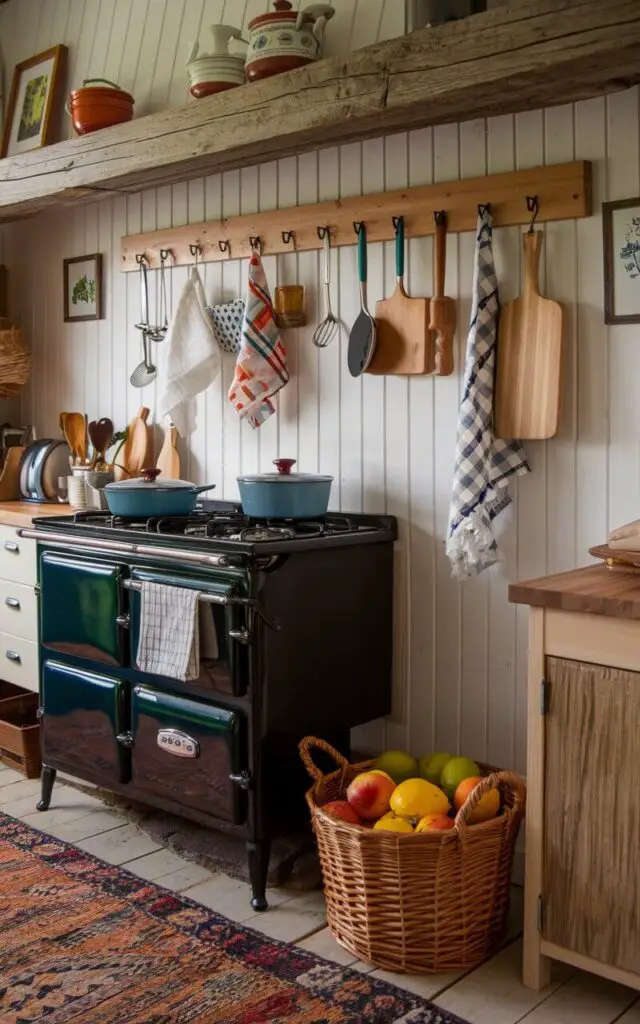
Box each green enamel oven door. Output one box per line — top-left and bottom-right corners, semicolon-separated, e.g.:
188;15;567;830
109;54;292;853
131;686;245;823
40;552;127;666
41;661;130;782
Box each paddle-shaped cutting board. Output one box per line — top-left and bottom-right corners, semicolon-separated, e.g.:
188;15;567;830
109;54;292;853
494;230;563;440
156;423;180;479
114;407;150;480
367;217;431;375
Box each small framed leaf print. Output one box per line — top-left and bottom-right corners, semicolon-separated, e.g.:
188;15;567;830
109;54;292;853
64;254;103;322
603;197;640;325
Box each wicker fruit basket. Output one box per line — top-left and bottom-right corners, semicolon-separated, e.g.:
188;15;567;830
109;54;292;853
300;736;525;974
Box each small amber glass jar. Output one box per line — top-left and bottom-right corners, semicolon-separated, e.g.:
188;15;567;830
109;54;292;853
274;285;306;328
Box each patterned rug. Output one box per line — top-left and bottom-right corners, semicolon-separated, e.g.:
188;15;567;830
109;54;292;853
0;813;469;1024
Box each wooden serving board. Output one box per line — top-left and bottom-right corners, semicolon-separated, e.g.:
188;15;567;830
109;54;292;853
589;544;640;571
494;231;563;439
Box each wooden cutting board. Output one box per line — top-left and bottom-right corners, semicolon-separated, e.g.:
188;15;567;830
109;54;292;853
156;423;180;479
494;230;563;440
114;407;150;480
366;217;431;376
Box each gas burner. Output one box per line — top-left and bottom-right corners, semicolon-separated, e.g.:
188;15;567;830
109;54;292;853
238;525;297;543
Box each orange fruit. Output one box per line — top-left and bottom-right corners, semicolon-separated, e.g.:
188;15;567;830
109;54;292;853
453;776;500;823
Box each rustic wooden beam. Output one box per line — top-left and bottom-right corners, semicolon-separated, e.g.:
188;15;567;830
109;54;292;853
0;0;638;222
120;162;592;270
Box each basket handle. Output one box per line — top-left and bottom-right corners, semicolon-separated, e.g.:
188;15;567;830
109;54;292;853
298;736;350;783
454;771;526;834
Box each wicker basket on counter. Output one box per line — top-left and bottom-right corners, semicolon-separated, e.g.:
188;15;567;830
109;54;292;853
300;736;525;974
0;319;31;399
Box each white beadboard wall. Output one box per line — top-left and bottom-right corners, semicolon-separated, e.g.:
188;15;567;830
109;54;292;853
2;0;639;774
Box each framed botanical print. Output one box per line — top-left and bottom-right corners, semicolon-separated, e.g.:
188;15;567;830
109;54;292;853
603;197;640;325
1;45;67;158
64;254;103;322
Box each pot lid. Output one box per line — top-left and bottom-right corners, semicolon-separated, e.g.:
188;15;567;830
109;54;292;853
238;458;333;483
70;78;135;103
105;469;198;492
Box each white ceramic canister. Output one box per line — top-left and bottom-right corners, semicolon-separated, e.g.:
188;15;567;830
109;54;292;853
186;24;247;97
245;1;334;82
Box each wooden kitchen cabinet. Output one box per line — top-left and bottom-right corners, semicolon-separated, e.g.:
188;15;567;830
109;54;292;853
511;566;640;993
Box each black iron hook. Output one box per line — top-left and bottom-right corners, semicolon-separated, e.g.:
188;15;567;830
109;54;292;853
159;248;173;263
218;240;230;254
434;210;447;227
317;226;330;241
135;253;148;265
249;236;262;253
392;215;404;233
526;195;539;233
353;221;364;236
477;203;492;216
281;230;295;245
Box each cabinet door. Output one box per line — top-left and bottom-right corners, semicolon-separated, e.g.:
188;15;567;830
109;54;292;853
40;553;127;666
544;655;640;974
41;660;130;783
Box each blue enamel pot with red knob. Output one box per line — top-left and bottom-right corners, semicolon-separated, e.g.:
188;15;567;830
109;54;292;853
237;459;333;519
104;469;215;518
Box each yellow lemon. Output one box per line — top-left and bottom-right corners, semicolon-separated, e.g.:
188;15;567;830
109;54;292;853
373;815;414;833
390;778;450;820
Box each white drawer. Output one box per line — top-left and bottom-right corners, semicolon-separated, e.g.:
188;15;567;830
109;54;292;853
0;526;36;585
0;631;38;693
0;580;37;641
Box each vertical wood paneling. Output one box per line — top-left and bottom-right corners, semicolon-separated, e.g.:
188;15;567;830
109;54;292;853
2;0;634;773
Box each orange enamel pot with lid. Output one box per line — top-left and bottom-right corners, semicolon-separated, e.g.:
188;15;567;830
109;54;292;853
67;78;134;135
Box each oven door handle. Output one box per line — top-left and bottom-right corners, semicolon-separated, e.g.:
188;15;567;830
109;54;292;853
123;579;280;630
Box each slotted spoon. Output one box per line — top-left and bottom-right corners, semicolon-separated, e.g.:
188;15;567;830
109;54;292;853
313;231;339;348
130;329;157;388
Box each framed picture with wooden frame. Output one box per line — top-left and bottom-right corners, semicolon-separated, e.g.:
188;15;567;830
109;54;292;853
64;254;103;322
603;196;640;325
1;45;67;159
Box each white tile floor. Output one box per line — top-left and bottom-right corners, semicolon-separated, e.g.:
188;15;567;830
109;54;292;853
1;762;638;1024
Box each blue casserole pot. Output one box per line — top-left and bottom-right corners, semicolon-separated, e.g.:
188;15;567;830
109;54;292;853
104;469;214;518
237;459;333;519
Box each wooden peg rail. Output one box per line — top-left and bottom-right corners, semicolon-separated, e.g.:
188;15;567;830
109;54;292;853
120;161;591;271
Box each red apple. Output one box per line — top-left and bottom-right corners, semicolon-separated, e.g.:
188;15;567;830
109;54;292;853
322;800;362;825
346;771;396;820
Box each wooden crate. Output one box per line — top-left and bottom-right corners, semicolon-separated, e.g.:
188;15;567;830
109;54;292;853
0;685;40;778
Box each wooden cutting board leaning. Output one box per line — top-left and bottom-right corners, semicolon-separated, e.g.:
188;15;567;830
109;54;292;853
494;227;563;439
156;423;180;479
366;216;431;375
114;406;151;479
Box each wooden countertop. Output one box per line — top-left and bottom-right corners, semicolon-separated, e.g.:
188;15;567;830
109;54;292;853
509;563;640;620
0;501;68;529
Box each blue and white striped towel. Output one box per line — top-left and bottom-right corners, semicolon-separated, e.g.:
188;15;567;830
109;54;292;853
446;206;530;578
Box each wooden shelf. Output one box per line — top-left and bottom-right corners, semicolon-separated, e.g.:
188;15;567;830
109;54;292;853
121;162;591;270
1;0;638;223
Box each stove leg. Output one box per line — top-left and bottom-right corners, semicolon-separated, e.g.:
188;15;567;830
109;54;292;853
37;765;57;811
247;839;270;912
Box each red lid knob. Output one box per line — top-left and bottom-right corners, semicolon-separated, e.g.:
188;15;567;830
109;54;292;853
141;467;161;482
273;458;296;475
273;0;292;9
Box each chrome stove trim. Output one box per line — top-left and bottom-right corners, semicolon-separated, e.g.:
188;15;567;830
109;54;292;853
17;528;232;568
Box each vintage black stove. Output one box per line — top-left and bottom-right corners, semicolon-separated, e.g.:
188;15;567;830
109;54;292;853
22;502;396;909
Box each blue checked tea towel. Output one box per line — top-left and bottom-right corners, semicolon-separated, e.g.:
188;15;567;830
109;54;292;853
446;206;530;578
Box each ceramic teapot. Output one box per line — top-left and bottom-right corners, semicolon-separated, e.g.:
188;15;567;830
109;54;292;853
186;24;247;97
245;1;335;82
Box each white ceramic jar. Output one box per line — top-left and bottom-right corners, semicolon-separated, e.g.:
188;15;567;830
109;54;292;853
186;24;247;97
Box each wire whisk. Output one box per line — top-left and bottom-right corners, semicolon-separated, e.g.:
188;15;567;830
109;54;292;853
313;229;339;348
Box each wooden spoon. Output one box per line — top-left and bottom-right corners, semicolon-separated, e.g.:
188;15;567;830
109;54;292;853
66;412;88;464
88;417;113;470
116;407;150;479
429;212;456;377
156;423;180;479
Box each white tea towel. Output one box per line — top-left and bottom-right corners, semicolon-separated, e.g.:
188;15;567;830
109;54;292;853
159;268;222;436
229;253;288;428
136;582;201;681
446;206;530;578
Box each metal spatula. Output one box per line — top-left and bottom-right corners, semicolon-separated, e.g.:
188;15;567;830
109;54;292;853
348;224;377;377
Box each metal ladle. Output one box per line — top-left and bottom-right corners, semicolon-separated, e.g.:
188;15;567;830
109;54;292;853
130;329;157;387
313;230;339;348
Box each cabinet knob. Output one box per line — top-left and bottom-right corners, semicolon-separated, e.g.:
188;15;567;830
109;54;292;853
5;650;21;664
3;541;19;553
5;597;20;610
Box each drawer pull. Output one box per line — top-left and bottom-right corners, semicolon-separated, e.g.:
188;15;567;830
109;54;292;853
5;597;20;610
3;541;19;553
5;650;21;664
